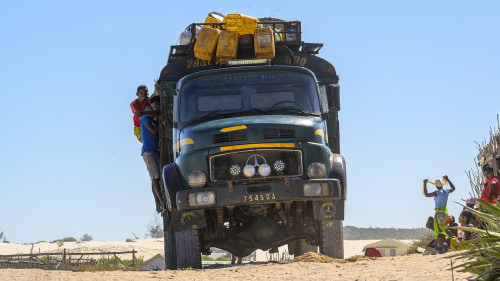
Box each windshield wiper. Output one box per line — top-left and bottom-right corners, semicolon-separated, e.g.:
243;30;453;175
265;107;320;117
183;110;228;125
236;108;270;115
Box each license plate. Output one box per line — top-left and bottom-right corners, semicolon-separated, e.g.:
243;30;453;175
242;193;276;203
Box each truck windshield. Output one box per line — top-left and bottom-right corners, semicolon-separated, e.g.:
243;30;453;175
179;71;321;123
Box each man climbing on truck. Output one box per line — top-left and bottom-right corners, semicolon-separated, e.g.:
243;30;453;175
131;85;150;142
140;96;163;213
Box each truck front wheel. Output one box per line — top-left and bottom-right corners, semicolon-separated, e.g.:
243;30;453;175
163;213;177;270
175;229;202;269
319;220;344;259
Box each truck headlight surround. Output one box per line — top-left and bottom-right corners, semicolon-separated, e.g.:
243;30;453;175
307;163;326;179
188;191;216;206
188;170;207;188
303;182;330;196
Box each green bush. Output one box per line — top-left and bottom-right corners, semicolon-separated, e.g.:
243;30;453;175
80;234;93;242
201;255;231;261
125;238;134;242
453;200;500;281
53;237;77;243
406;229;434;254
201;255;214;261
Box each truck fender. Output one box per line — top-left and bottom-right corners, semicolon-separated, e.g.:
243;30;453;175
329;153;346;199
162;163;183;211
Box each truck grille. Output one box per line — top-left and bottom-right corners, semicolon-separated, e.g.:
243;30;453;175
210;149;302;182
263;129;296;139
212;130;247;144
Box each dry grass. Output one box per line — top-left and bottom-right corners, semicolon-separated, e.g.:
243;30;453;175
290;252;377;264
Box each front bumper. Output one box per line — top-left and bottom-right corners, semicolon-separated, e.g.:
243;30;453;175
175;178;343;211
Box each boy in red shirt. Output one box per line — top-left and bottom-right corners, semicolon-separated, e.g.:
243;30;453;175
480;164;499;210
130;85;150;142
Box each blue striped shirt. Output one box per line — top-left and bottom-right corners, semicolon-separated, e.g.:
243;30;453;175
434;188;451;208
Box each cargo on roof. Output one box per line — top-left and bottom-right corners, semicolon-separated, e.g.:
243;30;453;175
159;13;337;84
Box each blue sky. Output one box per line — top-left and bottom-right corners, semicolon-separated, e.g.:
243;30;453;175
1;1;499;243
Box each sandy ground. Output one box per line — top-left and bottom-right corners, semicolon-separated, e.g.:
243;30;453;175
0;239;386;260
0;252;471;281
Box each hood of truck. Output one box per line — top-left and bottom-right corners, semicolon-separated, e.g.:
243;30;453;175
175;115;327;155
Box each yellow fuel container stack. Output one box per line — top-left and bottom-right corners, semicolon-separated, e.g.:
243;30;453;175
223;14;259;35
216;30;239;63
204;16;222;29
254;27;275;59
194;27;221;61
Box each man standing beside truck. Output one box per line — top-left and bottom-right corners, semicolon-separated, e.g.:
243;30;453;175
131;85;150;142
140;96;163;213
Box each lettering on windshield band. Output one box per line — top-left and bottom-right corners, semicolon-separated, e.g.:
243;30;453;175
187;59;215;69
224;73;276;83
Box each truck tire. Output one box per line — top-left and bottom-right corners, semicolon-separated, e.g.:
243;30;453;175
175;229;202;269
319;220;344;259
288;239;318;256
163;213;177;270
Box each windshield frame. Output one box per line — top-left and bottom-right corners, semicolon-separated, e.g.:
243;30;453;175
177;67;323;125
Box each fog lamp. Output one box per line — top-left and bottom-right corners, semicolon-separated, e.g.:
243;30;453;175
229;165;241;176
189;191;216;206
243;165;255;177
273;160;285;172
303;183;329;196
258;164;271;177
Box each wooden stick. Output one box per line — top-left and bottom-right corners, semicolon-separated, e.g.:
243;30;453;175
113;254;128;269
34;256;48;266
451;258;454;281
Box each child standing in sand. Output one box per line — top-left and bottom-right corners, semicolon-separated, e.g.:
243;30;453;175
423;175;456;239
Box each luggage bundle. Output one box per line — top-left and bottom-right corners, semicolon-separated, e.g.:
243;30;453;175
183;12;280;62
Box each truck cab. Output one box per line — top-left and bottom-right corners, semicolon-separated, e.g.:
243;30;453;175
157;21;345;269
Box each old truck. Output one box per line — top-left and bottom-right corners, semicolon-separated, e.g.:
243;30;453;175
155;19;346;269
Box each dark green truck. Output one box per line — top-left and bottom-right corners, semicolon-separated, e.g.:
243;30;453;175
155;20;346;269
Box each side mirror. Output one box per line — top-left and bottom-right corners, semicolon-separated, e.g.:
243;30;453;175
326;84;340;111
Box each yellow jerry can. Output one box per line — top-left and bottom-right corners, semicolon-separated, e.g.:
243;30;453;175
194;27;221;61
254;27;275;59
204;16;222;29
216;30;239;63
223;14;258;35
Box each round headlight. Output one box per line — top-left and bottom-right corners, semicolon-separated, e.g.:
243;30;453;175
273;160;285;172
188;170;206;188
229;165;241;176
307;163;326;179
258;164;271;177
243;165;255;177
